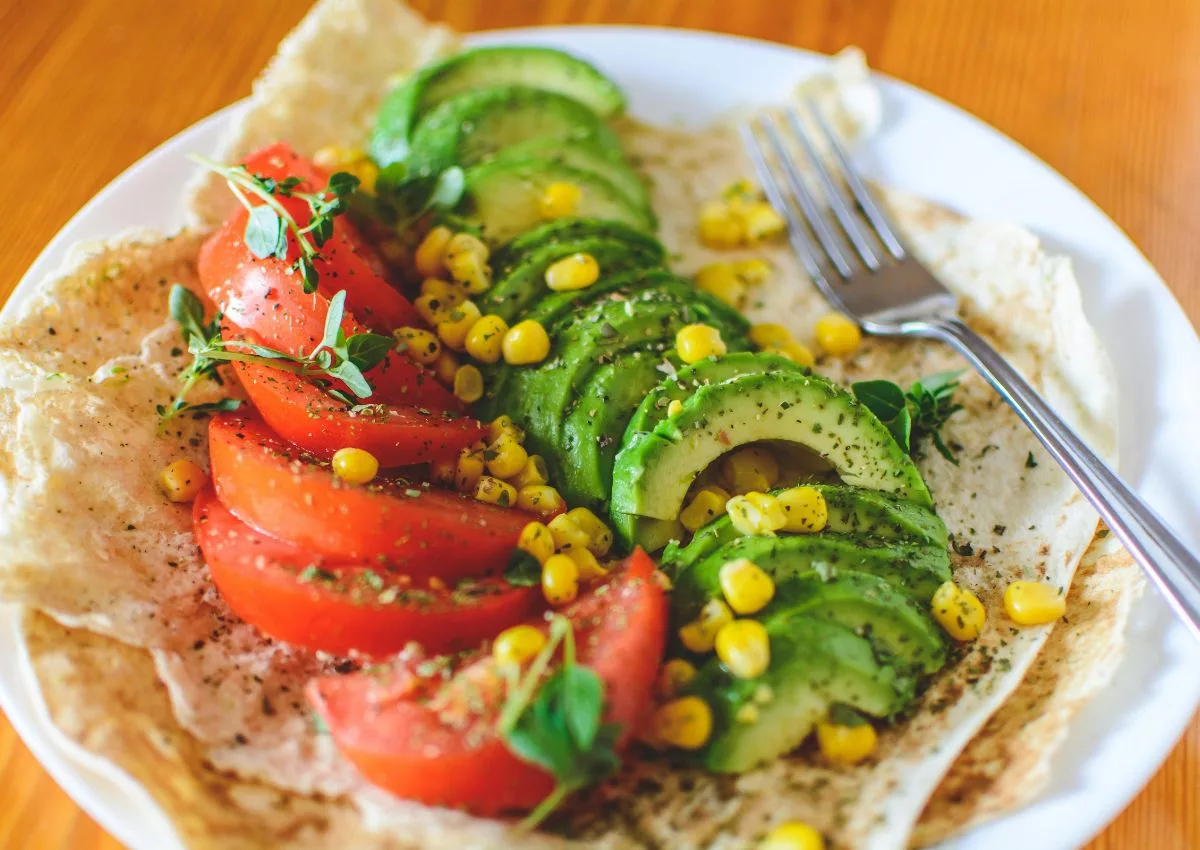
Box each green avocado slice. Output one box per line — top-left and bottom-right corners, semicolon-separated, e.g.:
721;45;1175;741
491;217;666;276
486;136;651;213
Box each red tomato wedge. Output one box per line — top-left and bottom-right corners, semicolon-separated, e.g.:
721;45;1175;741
226;325;483;466
193;487;538;656
307;550;667;815
209;414;531;579
198;216;459;411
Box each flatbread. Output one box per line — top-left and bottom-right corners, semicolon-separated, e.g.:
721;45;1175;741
0;1;1138;848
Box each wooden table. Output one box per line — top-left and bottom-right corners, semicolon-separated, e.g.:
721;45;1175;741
1;1;1197;847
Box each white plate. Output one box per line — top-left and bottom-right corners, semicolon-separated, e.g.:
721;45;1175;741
2;26;1198;850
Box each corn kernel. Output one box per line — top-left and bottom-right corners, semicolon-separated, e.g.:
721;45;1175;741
733;258;772;285
735;704;760;724
694;262;745;307
474;475;517;507
715;619;771;679
420;276;464;304
414;292;456;326
517;521;556;564
814;313;863;357
759;821;826;850
434;350;460;385
777;340;816;367
743;201;786;242
816;720;877;765
722;446;779;494
565;507;613;557
453;363;484;403
312;146;379;194
485;432;528;479
931;580;987;641
540;181;582;219
676;323;727;364
564;546;607;581
502;319;552;365
492;624;546;666
719;558;776;615
454;447;485;492
680;486;731;532
541;553;579;605
678;598;734;653
488;414;524;445
699;200;745;249
777;486;828;533
726;492;787;537
517;484;564;517
393;326;442;365
159;459;208;502
415;226;453;278
445;233;491;294
331;447;379;485
652;696;713;750
545;253;600;292
437;301;482;352
547;513;591;551
656;659;698;698
1004;580;1066;626
463;314;507;364
510;454;549;489
666;399;684;418
748;322;793;350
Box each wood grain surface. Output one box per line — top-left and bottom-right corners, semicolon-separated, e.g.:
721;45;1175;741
0;1;1197;848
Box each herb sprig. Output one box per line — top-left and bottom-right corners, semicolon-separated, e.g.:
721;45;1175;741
852;370;964;463
190;155;359;293
496;615;620;829
158;285;393;425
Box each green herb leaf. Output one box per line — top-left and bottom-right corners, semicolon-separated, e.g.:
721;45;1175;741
504;549;542;587
168;286;207;341
244;205;287;260
321;290;348;350
852;379;907;423
429;166;466;210
560;664;603;750
828;703;870;727
853;371;963;462
345;333;395;373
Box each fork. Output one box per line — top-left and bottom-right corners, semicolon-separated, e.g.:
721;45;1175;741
741;104;1200;641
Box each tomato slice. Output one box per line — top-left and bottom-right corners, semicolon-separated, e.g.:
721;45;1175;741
193;487;538;656
307;550;667;814
226;325;483;466
209;414;530;579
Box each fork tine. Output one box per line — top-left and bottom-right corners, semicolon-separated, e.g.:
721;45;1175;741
757;114;855;279
784;107;882;271
738;122;830;289
806;99;906;260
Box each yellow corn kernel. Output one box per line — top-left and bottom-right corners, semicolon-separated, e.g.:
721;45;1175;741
743;201;786;242
393;326;442;366
159;459;208;502
544;253;600;292
474;475;517;507
680;486;731;532
931;580;987;641
814;313;863;357
759;821;826;850
541;553;580;606
777;486;829;533
564;546;607;581
718;558;776;615
748;322;793;350
694;262;746;307
331;447;379;485
565;507;613;557
454;447;485;492
485;432;528;479
433;350;460;385
488;414;525;444
715;619;771;679
678;598;734;653
722;446;780;494
415;226;453;278
465;314;509;364
502;319;551;365
517;521;556;564
436;301;482;352
1004;580;1066;626
733;258;772;285
420;276;464;304
652;696;713;750
453;364;484;403
735;704;760;725
666;399;684;418
676;323;727;364
492;624;547;666
539;181;582;219
698;200;745;249
816;720;878;765
777;340;816;367
445;233;492;294
414;292;456;326
517;484;564;517
547;513;591;552
510;454;549;489
656;659;698;699
726;492;787;537
312;146;379;194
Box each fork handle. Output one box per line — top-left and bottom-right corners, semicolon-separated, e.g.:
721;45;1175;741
911;316;1200;639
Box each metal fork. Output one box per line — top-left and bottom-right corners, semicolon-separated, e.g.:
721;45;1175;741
742;104;1200;641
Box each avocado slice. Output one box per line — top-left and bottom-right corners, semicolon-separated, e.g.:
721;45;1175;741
687;614;912;773
609;370;932;537
487;137;651;213
371;47;626;166
462;156;655;243
662;483;949;570
491;217;666;276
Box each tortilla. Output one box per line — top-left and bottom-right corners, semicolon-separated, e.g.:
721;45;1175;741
0;0;1139;847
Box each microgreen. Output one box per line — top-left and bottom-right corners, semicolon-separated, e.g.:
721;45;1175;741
373;164;466;228
852;370;964;463
503;549;543;587
189;155;360;294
